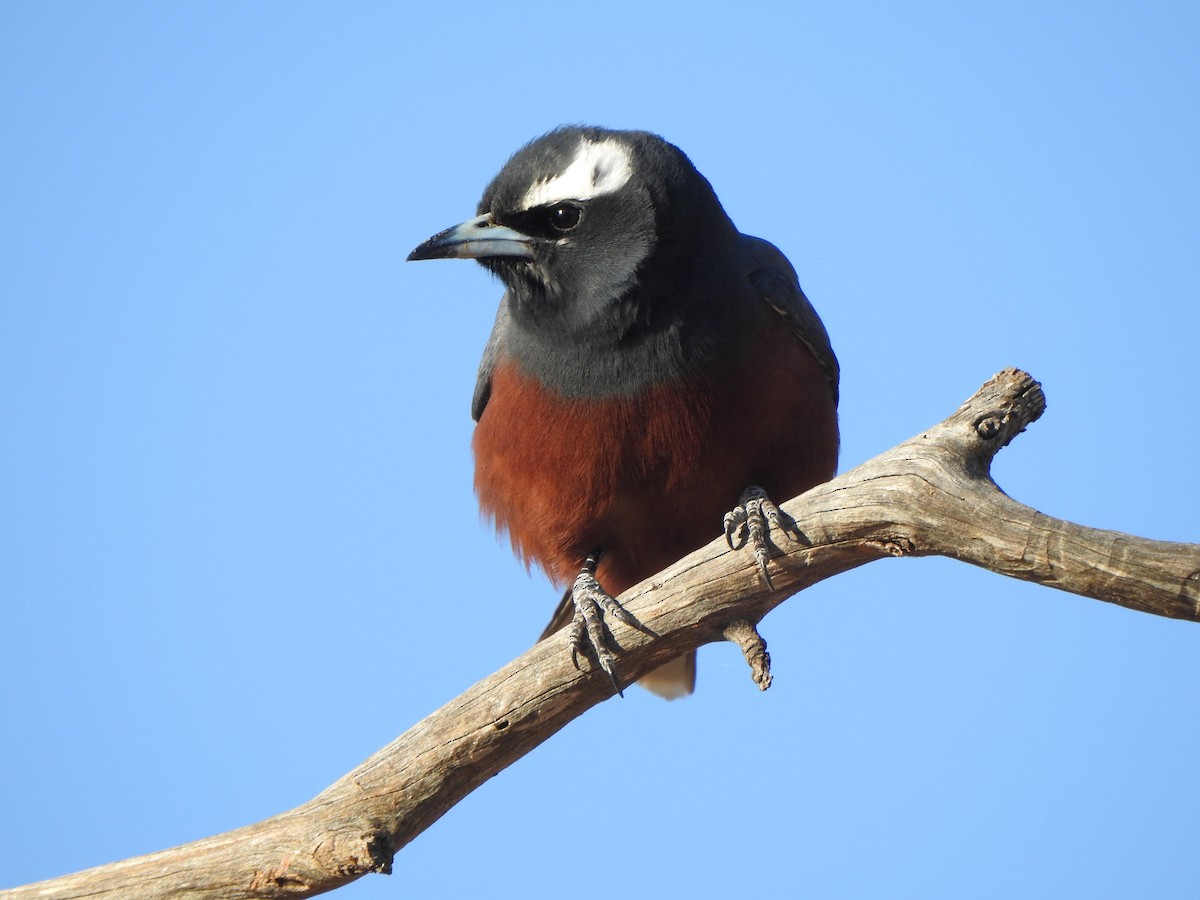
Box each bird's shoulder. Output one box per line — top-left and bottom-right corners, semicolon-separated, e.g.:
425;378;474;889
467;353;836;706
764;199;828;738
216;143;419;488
738;235;839;405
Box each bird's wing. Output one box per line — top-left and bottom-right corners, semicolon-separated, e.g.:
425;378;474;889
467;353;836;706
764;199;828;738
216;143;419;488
742;235;840;405
471;297;513;422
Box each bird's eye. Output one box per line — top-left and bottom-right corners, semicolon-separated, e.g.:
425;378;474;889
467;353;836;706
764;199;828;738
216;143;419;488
547;203;582;233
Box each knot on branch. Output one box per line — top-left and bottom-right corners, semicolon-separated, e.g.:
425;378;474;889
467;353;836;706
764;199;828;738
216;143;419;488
866;536;917;557
974;415;1003;440
314;828;395;877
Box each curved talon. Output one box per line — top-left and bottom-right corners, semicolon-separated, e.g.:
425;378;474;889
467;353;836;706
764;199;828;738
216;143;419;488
754;549;774;589
567;615;586;670
724;508;747;550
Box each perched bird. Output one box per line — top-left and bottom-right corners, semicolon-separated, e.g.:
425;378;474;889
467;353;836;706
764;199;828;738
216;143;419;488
409;126;838;698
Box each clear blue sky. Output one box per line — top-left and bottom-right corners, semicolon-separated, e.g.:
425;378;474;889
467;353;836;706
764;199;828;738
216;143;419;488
3;3;1198;897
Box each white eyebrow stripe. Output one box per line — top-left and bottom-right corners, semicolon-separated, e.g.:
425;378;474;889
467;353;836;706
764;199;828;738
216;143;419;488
520;138;633;209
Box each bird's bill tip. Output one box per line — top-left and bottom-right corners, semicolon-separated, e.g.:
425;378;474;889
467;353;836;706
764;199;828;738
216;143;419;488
407;213;535;262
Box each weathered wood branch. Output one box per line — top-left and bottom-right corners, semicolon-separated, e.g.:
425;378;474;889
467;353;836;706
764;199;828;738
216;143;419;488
6;368;1198;900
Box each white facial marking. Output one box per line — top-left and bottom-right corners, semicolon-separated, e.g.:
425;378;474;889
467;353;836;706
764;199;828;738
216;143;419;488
520;138;633;209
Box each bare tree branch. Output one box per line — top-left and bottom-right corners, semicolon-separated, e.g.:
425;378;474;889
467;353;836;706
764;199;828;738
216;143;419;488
6;368;1198;900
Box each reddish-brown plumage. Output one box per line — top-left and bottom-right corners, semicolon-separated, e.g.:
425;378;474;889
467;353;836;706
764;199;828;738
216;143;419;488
472;320;838;599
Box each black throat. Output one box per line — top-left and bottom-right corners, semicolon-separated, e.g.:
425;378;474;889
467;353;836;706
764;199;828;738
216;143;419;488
492;232;754;399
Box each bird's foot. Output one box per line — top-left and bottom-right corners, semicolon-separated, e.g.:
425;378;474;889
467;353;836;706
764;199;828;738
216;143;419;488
567;552;647;696
723;485;803;589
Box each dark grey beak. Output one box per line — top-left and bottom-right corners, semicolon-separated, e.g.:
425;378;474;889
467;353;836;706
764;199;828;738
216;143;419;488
407;213;536;262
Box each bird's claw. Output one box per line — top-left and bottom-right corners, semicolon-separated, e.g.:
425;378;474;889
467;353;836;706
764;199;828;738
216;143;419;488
723;486;801;589
568;552;641;696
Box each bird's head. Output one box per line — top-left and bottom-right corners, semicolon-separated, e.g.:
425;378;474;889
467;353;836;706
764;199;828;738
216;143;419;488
408;126;737;343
